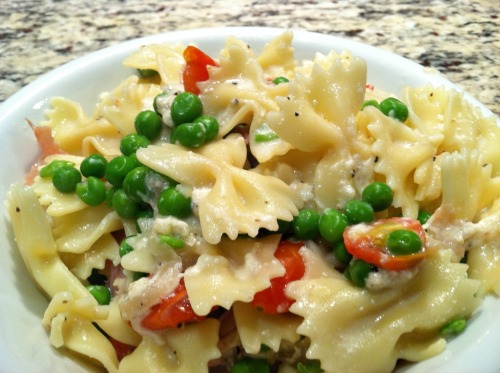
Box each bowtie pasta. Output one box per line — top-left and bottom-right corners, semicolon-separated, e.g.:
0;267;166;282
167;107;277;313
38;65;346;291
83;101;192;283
7;32;500;373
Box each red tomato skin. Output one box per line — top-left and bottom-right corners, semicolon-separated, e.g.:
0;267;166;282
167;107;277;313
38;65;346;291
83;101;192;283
251;241;305;314
343;217;427;271
142;241;305;327
141;279;205;330
182;46;217;94
109;337;136;361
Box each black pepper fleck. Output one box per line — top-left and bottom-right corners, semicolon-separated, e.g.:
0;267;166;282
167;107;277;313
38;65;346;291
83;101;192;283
294;112;299;117
16;207;20;212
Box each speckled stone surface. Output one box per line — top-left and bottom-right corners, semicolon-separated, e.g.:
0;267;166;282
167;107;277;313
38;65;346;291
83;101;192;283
1;0;498;114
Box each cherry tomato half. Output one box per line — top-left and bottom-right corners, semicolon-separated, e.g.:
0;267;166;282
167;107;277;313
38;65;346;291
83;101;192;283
251;241;306;314
141;279;205;330
182;46;218;95
343;217;427;271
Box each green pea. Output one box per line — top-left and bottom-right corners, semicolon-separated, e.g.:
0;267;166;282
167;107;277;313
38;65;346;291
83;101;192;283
134;110;163;141
80;154;108;178
170;92;203;126
386;229;423;255
52;166;82;193
347;259;374;288
417;209;432;225
105;155;136;187
40;160;75;178
137;68;158;78
157;186;192;218
319;209;348;243
170;125;178;144
297;360;323;373
231;357;270;373
76;176;107;206
194;115;219;142
360;99;379;110
112;188;141;219
343;264;352;282
120;133;151;156
361;182;394;212
272;76;289;85
159;234;185;249
123;166;149;203
292;209;320;240
333;241;352;264
105;186;116;207
344;200;375;224
127;153;143;169
86;285;111;305
378;97;409;122
441;318;467;336
175;122;206;148
153;92;168;116
119;236;135;257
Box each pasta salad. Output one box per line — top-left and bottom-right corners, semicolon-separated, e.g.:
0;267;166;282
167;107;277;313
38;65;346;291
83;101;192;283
7;31;500;373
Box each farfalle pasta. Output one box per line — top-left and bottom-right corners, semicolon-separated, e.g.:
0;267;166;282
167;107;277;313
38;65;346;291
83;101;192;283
6;31;500;373
138;138;302;244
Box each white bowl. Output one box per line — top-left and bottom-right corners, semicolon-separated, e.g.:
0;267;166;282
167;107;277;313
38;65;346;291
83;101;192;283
0;27;498;373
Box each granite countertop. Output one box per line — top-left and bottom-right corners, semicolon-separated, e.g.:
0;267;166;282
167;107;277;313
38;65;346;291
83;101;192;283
0;0;498;115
